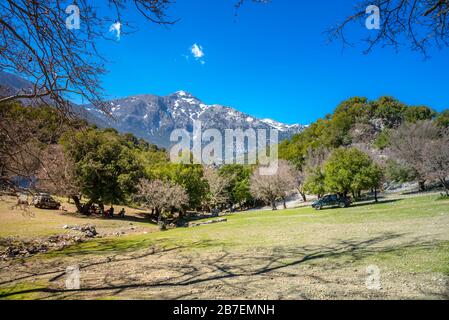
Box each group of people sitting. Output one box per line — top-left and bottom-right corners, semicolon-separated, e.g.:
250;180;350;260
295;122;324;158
88;205;125;218
104;206;126;218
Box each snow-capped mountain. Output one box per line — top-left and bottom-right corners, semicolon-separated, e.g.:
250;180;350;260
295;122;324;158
83;91;306;148
0;71;306;148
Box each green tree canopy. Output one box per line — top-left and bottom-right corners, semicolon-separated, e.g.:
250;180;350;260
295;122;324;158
436;110;449;128
61;128;143;207
219;164;254;208
304;167;326;198
403;106;436;123
324;147;374;197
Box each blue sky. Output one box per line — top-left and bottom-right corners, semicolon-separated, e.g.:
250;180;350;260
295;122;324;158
95;0;449;125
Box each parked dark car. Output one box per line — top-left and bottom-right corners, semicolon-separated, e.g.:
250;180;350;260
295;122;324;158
312;194;351;210
32;193;61;210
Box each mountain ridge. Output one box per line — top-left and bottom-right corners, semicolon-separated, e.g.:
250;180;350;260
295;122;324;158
83;90;305;148
0;71;306;148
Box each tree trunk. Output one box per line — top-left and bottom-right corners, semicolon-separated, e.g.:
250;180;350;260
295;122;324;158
156;208;166;230
71;195;93;215
83;200;93;215
271;200;277;211
419;180;426;192
282;197;287;210
71;195;83;213
374;187;378;203
296;187;307;202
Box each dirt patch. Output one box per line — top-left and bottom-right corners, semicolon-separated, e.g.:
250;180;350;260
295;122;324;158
1;234;448;300
130;243;446;300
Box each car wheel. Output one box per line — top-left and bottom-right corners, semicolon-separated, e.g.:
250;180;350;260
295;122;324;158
338;202;346;208
316;205;322;210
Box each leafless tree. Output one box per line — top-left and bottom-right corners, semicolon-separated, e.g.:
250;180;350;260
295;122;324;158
250;160;296;210
350;123;377;144
282;161;308;202
303;146;330;178
278;161;304;208
0;1;175;192
203;166;231;213
330;0;449;57
0;0;175;112
304;146;330;170
0;102;81;191
389;120;442;190
35;144;82;208
136;178;189;228
0;108;46;188
0;1;270;111
422;134;449;195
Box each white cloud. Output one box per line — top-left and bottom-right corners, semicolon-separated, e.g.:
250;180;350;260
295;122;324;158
191;43;204;59
109;21;121;40
189;43;206;65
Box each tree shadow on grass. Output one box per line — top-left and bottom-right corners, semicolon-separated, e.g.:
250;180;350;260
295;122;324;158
316;199;402;211
1;232;441;299
57;210;156;226
0;238;232;289
349;199;402;208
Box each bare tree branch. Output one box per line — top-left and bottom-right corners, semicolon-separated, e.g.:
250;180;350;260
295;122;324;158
329;0;449;57
0;0;177;113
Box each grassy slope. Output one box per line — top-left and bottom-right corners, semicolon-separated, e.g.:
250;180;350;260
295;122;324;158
1;194;448;299
57;194;448;251
45;194;449;274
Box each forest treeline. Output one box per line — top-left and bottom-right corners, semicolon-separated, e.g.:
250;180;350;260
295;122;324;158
279;96;449;198
1;96;448;227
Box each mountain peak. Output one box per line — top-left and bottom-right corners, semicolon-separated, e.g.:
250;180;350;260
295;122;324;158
172;90;194;98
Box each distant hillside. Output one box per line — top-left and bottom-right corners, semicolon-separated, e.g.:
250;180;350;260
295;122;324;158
0;71;34;98
279;96;448;168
